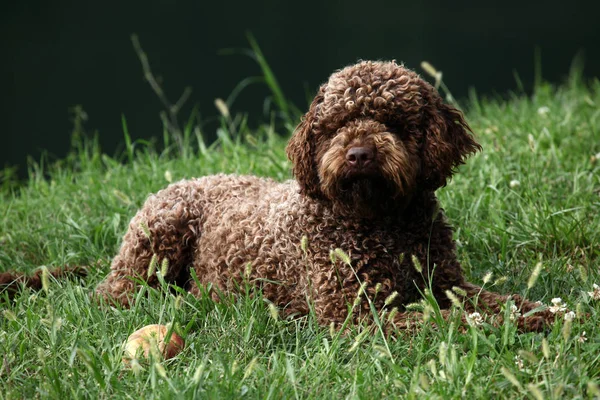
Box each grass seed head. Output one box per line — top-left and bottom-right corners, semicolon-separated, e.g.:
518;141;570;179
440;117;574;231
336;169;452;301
427;359;438;379
384;291;399;306
242;262;252;279
160;258;169;277
41;266;50;294
528;133;536;152
2;309;17;322
374;282;382;294
501;366;522;390
267;302;279;321
494;276;508;286
482;271;493;284
562;319;572;341
140;221;152;240
130;358;144;375
445;290;462;309
404;302;423;311
155;363;168;379
348;340;360;353
527;262;543;289
438;342;448;365
419;373;430;390
164;170;173;183
193;362;206;384
214;98;230;118
357;281;367;297
527;384;544;400
373;344;391;359
300;235;308;252
420;61;439;78
423;304;433;322
113;189;132;205
148;254;158;278
541;338;550;359
333;248;351;265
587;382;600;397
420;61;443;88
411;254;423;273
243;357;259;380
452;286;466;297
387;307;398;323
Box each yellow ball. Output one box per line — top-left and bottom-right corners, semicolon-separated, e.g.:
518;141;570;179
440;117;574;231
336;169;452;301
122;324;185;363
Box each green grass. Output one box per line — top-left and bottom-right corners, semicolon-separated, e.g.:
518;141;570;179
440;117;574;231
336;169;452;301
1;70;600;399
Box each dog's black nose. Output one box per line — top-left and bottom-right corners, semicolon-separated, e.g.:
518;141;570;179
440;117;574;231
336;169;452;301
346;146;374;167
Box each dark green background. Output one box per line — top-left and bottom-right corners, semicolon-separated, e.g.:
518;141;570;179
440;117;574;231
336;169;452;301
2;0;599;175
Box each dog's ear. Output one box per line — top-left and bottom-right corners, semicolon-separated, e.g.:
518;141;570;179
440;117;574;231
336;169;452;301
286;87;325;198
420;98;481;189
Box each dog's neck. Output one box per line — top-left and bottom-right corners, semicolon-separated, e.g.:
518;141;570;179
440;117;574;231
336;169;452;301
319;190;438;226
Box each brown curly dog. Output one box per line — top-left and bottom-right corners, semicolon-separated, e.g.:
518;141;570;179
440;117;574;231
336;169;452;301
2;61;554;331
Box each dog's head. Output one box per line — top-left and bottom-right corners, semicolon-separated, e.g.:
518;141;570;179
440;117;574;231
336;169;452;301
286;60;481;216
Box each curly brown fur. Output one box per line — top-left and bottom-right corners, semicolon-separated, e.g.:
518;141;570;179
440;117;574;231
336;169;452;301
0;266;88;299
5;61;556;332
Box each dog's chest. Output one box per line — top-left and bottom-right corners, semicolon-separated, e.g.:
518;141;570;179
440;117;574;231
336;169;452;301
196;190;431;282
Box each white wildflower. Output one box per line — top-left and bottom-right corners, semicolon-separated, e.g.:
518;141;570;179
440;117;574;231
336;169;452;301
549;297;567;314
587;283;600;300
509;180;521;188
509;304;521;321
537;106;550;115
467;312;483;327
564;311;576;322
578;331;587;343
514;355;524;370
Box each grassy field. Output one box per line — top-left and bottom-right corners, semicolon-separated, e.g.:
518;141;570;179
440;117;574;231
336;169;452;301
1;66;600;399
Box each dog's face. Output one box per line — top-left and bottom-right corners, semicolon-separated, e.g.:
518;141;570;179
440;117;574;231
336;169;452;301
287;61;481;217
